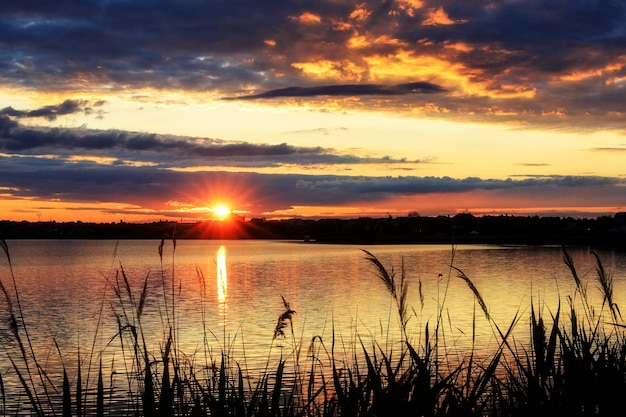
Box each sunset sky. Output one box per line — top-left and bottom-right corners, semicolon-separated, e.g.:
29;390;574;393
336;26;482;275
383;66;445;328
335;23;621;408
1;0;625;222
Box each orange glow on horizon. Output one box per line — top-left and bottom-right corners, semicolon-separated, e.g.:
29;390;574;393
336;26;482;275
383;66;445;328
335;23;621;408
0;194;620;224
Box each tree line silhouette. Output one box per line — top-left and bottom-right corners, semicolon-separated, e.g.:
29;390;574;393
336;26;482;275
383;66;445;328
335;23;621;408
2;212;625;247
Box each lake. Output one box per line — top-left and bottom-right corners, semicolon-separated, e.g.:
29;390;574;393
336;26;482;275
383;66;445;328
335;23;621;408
0;239;625;414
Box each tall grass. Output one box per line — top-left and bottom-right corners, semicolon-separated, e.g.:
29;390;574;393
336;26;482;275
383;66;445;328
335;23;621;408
499;248;626;416
0;238;625;416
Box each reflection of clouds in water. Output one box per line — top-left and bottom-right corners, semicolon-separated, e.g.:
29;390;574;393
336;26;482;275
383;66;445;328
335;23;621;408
217;245;227;304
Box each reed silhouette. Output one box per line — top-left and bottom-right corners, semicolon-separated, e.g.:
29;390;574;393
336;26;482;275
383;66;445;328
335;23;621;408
0;238;625;416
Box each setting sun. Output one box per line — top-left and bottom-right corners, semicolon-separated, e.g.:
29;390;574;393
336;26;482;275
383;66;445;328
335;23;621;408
212;204;232;220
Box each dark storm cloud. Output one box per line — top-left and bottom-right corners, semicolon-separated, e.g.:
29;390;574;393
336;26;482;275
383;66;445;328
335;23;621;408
0;0;305;91
223;82;445;100
0;106;416;168
2;0;626;129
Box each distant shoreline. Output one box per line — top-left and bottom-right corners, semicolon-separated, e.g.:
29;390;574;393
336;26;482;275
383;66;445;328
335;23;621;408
2;213;625;248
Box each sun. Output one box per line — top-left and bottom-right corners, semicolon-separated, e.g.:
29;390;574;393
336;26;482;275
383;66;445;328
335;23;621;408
212;204;231;220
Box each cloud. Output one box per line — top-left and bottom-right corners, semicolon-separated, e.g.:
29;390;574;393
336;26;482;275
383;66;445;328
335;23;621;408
223;82;446;100
2;1;626;129
0;100;103;121
591;147;626;153
1;150;623;217
0;103;419;168
516;163;550;167
3;0;626;220
1;97;623;219
422;7;466;26
293;175;621;197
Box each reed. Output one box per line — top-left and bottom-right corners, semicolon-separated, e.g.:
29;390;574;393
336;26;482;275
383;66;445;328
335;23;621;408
498;248;626;416
0;238;625;416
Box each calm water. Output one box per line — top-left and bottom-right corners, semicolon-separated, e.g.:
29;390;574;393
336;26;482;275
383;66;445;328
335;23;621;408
1;239;625;412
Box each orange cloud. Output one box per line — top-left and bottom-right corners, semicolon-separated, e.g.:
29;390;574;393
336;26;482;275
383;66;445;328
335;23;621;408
396;0;425;17
291;60;368;82
290;43;506;99
556;57;626;83
349;5;371;21
487;84;537;99
422;7;466;26
559;69;603;82
411;102;451;114
444;41;473;52
331;20;353;31
363;49;467;86
290;12;322;24
347;32;401;49
605;76;626;86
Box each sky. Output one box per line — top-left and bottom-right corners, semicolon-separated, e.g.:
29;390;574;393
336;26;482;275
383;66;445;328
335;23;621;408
1;0;625;222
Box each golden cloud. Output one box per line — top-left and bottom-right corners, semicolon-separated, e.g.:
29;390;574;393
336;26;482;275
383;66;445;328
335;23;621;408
290;12;322;24
291;60;369;81
422;7;467;26
349;5;372;21
396;0;425;17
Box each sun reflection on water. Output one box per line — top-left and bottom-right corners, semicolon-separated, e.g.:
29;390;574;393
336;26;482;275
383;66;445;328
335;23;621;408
217;245;228;315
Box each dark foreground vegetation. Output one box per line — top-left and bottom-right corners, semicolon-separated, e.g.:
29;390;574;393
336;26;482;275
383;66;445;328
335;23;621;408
1;238;626;416
2;212;626;247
